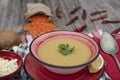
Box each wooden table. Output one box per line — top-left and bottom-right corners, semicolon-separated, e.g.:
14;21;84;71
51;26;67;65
0;0;120;80
0;0;120;33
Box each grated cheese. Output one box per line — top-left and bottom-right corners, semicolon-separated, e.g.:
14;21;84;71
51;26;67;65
0;57;18;76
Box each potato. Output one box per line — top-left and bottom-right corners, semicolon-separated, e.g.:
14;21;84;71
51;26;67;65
0;30;21;50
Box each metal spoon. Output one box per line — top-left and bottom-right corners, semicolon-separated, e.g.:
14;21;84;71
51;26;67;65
100;32;120;70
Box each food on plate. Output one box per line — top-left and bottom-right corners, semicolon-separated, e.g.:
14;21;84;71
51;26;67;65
38;36;92;66
88;54;104;73
0;58;18;76
0;30;21;50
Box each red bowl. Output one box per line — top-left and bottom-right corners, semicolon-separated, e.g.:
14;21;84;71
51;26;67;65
0;50;23;80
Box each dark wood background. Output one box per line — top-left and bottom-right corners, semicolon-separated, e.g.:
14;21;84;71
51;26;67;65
0;0;120;33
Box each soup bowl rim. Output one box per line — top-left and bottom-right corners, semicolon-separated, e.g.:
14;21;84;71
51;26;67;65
30;30;100;69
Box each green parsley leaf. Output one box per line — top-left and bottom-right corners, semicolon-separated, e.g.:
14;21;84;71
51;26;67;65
58;43;75;55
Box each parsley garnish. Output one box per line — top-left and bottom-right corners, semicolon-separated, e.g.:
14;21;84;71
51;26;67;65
59;43;75;55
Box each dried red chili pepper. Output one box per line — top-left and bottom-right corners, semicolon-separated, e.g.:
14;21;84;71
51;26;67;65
56;7;62;18
91;13;108;22
102;20;120;24
70;6;81;15
90;10;107;16
66;16;79;26
81;9;87;20
73;25;87;32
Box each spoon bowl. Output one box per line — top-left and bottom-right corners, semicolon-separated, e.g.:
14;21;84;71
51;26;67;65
100;32;120;70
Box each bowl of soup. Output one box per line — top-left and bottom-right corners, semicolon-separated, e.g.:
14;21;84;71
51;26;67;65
30;31;99;74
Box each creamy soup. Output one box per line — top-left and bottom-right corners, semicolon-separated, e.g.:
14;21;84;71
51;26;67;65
38;37;92;66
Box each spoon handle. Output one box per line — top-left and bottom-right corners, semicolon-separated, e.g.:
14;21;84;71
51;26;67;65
104;71;111;80
111;54;120;70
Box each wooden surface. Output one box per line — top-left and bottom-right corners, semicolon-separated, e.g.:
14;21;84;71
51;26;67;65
0;0;120;34
0;0;120;80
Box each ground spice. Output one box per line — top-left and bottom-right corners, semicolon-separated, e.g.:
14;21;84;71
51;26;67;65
24;14;56;36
